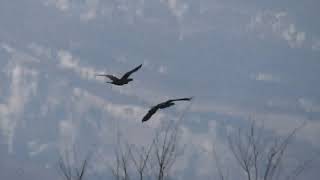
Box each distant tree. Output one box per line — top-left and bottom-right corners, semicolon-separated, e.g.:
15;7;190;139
152;123;182;180
57;149;91;180
128;142;153;180
213;120;313;180
110;121;183;180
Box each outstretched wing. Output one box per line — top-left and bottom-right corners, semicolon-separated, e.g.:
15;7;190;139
121;64;142;79
168;97;193;103
142;106;159;122
96;74;119;81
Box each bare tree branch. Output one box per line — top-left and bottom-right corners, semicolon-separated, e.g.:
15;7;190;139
57;149;91;180
225;120;310;180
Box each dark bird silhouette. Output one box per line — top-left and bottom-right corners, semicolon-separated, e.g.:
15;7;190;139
142;97;193;123
96;64;142;86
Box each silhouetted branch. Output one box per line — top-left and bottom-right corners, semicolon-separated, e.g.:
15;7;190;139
110;121;183;180
152;122;181;180
110;102;191;180
110;143;131;180
225;120;310;180
128;143;154;180
57;149;91;180
212;143;227;180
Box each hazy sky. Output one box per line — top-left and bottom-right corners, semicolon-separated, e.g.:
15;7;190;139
0;0;320;179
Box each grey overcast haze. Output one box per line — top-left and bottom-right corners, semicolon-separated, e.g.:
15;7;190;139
0;0;320;179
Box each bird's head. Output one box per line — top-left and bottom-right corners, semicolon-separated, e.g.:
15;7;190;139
142;116;149;123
